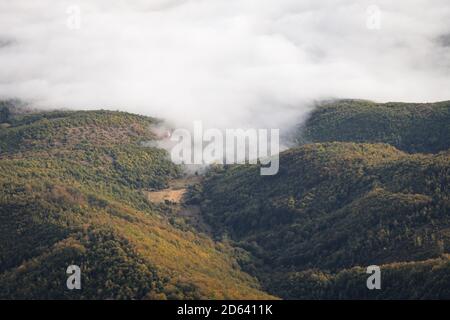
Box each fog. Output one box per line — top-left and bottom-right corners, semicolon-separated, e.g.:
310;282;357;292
0;0;449;129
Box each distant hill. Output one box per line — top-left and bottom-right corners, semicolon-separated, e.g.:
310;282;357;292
295;100;450;153
196;143;450;299
0;107;272;299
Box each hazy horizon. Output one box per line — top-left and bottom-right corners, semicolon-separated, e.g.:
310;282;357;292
1;0;449;129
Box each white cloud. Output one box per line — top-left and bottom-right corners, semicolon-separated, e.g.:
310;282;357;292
0;0;449;129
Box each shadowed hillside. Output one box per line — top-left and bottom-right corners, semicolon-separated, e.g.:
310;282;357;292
196;143;450;299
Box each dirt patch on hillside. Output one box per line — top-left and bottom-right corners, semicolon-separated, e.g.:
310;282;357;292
145;188;185;204
143;175;201;204
143;175;210;233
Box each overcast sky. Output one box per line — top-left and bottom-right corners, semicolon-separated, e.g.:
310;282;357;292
0;0;449;128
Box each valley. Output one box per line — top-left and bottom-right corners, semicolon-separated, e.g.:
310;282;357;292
0;99;449;299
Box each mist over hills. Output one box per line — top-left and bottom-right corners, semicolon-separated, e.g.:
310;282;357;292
0;104;272;299
2;1;450;129
192;99;450;299
0;99;449;299
2;0;450;301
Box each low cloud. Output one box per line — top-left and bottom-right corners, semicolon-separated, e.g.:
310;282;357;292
0;0;449;129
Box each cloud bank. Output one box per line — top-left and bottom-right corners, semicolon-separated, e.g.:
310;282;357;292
0;0;449;129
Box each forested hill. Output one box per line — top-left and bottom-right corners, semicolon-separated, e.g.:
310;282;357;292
295;100;450;153
1;99;449;300
196;100;450;299
198;143;450;299
0;104;273;299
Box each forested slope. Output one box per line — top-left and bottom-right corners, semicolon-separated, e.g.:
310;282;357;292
197;102;450;299
1;99;449;300
296;100;450;153
0;106;272;299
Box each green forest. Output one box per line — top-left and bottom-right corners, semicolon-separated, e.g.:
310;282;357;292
0;103;272;299
0;99;449;299
193;100;450;299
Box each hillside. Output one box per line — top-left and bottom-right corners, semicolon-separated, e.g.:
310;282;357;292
196;143;450;299
1;100;449;300
0;107;273;299
295;100;450;153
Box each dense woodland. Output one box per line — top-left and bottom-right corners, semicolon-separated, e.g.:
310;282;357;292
194;100;450;299
0;99;449;299
0;102;271;299
197;143;450;298
295;100;450;153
